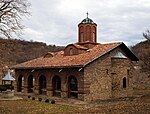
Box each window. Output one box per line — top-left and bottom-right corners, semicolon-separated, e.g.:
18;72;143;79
127;70;130;75
86;25;91;41
80;33;84;42
79;26;84;42
106;69;109;74
92;32;95;42
123;77;127;88
70;48;73;56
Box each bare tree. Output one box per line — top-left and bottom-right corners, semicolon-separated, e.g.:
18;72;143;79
143;30;150;40
0;0;30;38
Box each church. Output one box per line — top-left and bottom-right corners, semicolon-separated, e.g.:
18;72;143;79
12;15;139;101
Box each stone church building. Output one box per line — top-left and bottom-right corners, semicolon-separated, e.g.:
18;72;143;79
12;16;139;101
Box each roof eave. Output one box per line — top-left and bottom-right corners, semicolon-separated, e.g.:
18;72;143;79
11;65;84;70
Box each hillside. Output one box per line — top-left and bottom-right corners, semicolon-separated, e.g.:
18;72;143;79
131;40;150;72
0;38;64;75
0;38;149;76
131;40;150;95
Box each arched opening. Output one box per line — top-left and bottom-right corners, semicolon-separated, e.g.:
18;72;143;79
79;26;84;42
52;76;61;97
39;75;46;95
17;75;23;92
27;75;34;93
86;25;91;41
80;33;84;42
92;32;95;42
123;77;127;88
68;76;78;98
70;48;73;56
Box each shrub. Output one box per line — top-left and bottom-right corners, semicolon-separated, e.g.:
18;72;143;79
0;85;7;92
38;98;42;101
32;97;35;100
28;95;31;98
51;100;55;104
45;99;49;103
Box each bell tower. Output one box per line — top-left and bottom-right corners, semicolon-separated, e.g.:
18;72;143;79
78;13;97;43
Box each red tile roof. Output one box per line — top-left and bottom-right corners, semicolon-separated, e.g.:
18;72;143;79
12;42;122;69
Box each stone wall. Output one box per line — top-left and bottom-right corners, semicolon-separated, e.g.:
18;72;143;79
83;47;137;101
14;47;139;101
132;71;150;96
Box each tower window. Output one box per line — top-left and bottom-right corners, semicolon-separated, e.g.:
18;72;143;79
123;77;127;88
92;32;95;42
106;69;108;74
80;33;84;42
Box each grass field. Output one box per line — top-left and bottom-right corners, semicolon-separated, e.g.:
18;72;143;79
0;96;150;114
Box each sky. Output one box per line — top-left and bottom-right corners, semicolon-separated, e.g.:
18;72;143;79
22;0;150;46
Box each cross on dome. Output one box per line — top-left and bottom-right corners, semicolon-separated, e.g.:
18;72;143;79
86;12;89;18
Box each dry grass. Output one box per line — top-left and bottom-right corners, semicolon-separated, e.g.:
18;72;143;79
0;96;150;114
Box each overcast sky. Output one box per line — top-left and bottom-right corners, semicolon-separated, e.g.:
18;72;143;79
22;0;150;46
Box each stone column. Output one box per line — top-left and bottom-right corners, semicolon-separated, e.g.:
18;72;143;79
78;75;85;101
46;83;53;97
23;75;28;95
33;76;39;95
61;77;68;98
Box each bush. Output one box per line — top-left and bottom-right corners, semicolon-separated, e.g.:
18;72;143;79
38;98;42;101
32;97;35;100
28;95;31;98
0;85;7;92
45;99;49;103
51;100;55;104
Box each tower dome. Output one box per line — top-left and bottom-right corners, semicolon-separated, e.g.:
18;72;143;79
78;13;97;44
81;17;94;24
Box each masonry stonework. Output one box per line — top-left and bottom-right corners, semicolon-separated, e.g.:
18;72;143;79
15;68;85;100
83;47;136;101
13;16;139;102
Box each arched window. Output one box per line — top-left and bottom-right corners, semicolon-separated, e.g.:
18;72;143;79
123;77;127;88
86;25;91;41
92;32;95;42
79;26;84;42
68;76;78;98
52;76;61;97
80;32;84;42
70;48;73;56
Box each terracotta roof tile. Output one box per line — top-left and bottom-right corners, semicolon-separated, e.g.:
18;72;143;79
12;42;121;69
73;44;88;50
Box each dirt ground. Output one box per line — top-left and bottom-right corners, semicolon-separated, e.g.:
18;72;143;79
0;95;150;114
